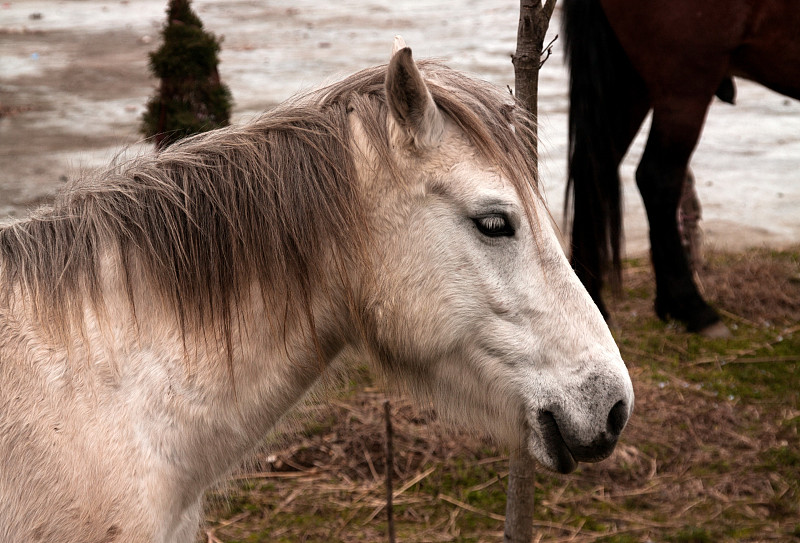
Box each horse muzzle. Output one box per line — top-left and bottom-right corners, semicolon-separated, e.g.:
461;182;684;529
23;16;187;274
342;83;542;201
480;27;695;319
536;398;631;474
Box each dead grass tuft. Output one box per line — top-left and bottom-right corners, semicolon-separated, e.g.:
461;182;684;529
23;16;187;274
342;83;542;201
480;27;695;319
700;248;800;326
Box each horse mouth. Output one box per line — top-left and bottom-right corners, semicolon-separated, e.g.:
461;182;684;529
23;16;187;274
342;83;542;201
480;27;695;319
537;409;622;474
538;410;578;474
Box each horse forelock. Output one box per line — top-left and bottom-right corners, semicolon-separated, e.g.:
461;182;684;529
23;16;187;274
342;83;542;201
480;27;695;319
0;60;540;355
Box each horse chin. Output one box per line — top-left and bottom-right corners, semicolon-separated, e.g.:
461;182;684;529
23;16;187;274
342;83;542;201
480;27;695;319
531;411;579;474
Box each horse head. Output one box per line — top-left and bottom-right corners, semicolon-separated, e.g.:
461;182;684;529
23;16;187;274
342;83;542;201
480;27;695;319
354;38;634;473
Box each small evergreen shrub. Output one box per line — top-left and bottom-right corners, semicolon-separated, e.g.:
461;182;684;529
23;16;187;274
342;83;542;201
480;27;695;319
141;0;233;149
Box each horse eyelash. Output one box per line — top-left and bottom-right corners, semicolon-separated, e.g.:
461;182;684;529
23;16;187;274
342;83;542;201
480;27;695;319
473;214;515;237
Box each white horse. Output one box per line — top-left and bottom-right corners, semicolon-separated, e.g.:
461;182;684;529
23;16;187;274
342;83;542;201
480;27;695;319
0;38;633;542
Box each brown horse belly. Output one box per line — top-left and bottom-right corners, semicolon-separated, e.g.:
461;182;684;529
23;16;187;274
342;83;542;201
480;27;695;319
731;0;800;99
599;0;749;102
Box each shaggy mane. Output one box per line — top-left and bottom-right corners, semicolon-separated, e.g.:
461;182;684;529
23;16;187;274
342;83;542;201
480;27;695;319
0;59;539;351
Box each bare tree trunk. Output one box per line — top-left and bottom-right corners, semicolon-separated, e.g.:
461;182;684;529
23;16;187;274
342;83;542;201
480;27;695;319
511;0;557;146
504;449;537;543
384;400;396;543
505;1;556;542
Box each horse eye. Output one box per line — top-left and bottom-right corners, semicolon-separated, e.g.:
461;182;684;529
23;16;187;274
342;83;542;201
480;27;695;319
473;214;515;237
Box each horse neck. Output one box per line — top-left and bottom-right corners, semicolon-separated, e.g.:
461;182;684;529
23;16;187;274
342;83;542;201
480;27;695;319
49;252;358;520
127;280;355;490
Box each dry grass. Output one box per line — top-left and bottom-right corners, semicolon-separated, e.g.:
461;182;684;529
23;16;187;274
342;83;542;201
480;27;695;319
700;249;800;326
202;247;800;542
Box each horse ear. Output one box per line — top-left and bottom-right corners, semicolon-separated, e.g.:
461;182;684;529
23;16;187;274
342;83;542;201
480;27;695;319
385;37;444;148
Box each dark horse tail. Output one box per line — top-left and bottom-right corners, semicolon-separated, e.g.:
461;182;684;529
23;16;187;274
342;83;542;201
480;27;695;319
563;0;647;308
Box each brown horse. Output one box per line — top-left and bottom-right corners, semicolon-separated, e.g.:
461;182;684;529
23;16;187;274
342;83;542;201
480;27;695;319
563;0;800;335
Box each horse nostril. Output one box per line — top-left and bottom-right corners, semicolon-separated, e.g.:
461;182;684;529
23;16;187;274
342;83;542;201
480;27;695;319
607;400;628;437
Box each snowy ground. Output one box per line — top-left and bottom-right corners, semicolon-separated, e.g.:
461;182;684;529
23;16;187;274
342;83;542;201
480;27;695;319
1;0;799;254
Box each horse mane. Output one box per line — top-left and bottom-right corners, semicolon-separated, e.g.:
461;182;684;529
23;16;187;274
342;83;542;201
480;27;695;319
0;59;539;353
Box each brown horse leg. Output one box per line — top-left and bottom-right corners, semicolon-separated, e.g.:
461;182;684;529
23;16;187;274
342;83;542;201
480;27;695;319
635;102;722;333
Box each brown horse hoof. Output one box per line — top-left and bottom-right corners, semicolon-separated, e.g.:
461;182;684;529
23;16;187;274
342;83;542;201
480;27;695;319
699;321;731;338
